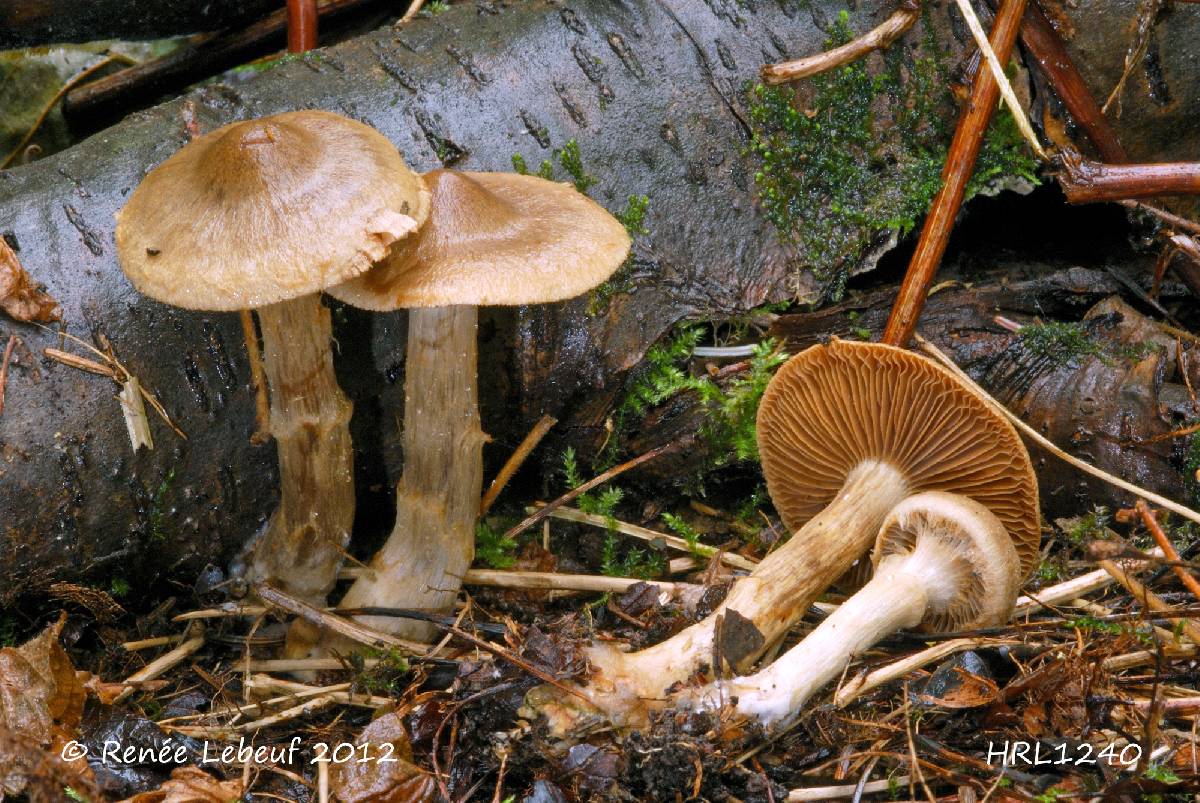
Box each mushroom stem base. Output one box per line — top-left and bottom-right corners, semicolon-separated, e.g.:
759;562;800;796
246;293;355;604
338;304;485;640
572;460;909;725
708;547;945;728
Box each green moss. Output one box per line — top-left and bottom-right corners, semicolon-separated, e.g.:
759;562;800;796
148;468;175;542
747;9;1039;299
1186;429;1200;507
511;153;529;174
600;325;786;470
1064;506;1110;545
1019;321;1105;366
616;194;650;236
475;521;519;569
556;139;598;193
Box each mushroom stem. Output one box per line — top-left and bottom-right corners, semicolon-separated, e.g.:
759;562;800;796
337;304;485;640
246;294;355;604
707;541;952;728
582;460;908;716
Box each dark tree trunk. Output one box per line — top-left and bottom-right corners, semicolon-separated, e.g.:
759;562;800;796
0;0;1196;602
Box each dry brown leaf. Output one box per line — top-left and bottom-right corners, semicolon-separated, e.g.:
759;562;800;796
0;238;60;322
918;668;1000;709
120;766;243;803
330;711;438;803
0;615;88;796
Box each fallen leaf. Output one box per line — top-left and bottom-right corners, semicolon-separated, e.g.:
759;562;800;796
120;766;243;803
330;711;437;802
0;238;60;322
0;615;89;796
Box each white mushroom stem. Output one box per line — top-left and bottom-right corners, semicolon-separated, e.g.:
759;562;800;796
680;492;1022;731
695;537;965;729
580;460;908;715
246;293;354;604
337;304;486;640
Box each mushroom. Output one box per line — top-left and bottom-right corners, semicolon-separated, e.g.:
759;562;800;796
324;168;630;640
563;339;1039;724
682;491;1030;729
115;110;429;604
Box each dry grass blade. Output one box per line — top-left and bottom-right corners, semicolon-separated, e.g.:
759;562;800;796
255;582;427;653
787;775;910;801
530;504;758;571
834;638;1017;708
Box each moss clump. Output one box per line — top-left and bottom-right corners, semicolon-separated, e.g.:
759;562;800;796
602;325;787;469
556;139;598;193
747;9;1039;299
1019;321;1105;366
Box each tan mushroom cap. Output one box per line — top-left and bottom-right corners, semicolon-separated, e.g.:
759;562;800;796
757;339;1040;578
328;169;631;309
874;492;1023;632
116;110;430;311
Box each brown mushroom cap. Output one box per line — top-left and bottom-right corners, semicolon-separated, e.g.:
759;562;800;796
873;492;1023;632
757;339;1040;577
116;110;430;311
328;169;631;309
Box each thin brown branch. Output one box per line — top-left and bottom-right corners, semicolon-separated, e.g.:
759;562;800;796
441;621;592;704
287;0;319;52
1098;557;1200;644
1007;1;1128;163
882;0;1029;346
1136;500;1200;603
480;414;556;515
761;3;918;85
500;438;688;542
254;581;428;653
1058;152;1200;204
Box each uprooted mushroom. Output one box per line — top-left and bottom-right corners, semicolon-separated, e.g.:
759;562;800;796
317;169;631;643
115;110;430;605
529;338;1040;728
678;491;1034;730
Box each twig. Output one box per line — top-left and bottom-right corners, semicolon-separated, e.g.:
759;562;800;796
480;414;556;515
242;658;380;672
761;3;918;85
949;0;1047;160
1058;153;1200;204
400;0;427;23
121;634;183;651
1006;0;1127;163
287;0;319;52
1098;558;1200;644
501;440;686;542
255;581;427;653
1013;566;1119;616
1121;200;1200;237
116;628;205;703
529;504;758;571
834;638;1016;708
240;310;271;444
0;56;121;169
0;335;16;416
881;0;1029;346
787;776;910;802
441;622;592;704
916;335;1200;527
1136;500;1200;603
462;569;691;595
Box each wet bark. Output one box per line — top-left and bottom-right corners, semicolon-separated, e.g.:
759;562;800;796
624;260;1198;518
0;0;1196;602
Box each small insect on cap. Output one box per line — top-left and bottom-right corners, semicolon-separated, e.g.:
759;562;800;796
757;339;1041;579
115;110;430;311
329;169;631;310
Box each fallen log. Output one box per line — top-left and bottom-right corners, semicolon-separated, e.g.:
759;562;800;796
0;0;1197;603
